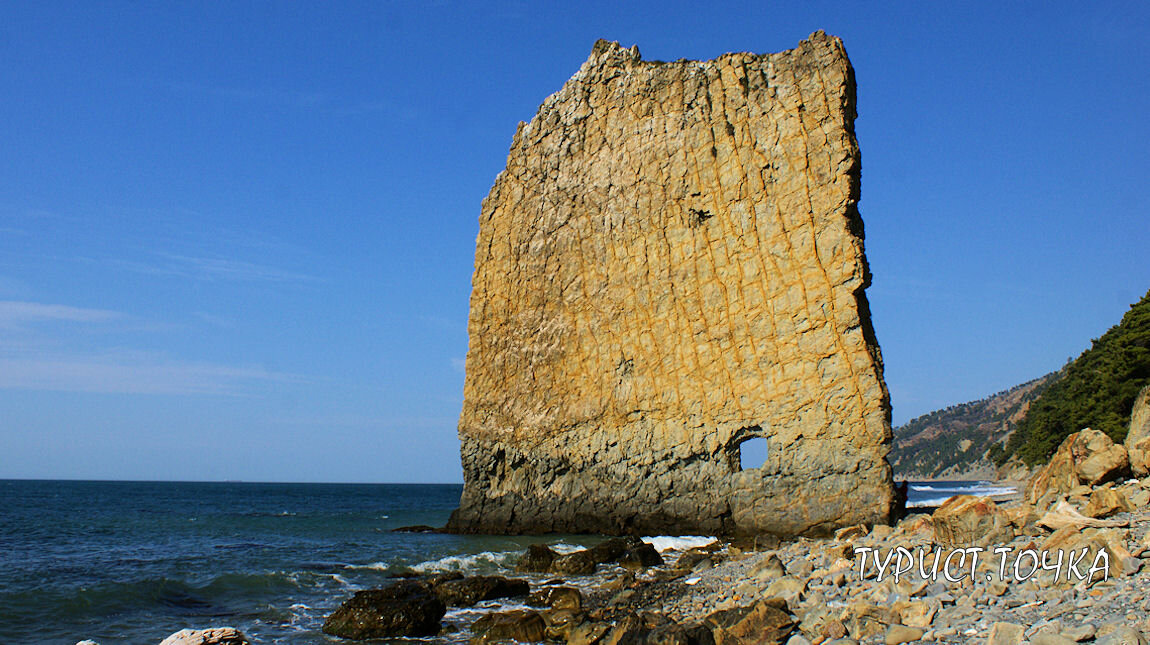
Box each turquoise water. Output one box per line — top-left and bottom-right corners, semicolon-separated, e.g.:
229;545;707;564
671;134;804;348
0;480;577;645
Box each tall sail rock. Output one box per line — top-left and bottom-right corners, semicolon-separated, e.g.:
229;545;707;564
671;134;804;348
449;32;896;536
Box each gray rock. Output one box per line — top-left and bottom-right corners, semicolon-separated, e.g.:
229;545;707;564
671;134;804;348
157;629;250;645
1096;626;1147;645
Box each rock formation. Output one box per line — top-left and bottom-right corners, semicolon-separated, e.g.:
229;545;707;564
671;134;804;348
449;31;895;537
1125;385;1150;477
1026;428;1131;505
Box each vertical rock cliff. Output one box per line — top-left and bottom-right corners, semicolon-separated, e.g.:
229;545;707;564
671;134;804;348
449;31;895;536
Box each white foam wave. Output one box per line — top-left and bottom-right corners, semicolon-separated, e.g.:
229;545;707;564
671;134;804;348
642;536;717;552
343;561;391;571
548;542;587;555
410;550;517;573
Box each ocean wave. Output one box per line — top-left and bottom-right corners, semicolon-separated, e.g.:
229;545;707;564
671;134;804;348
641;536;717;552
549;542;587;555
410;550;519;574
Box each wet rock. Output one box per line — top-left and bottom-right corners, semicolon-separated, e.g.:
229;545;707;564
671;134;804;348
543;608;585;641
602;614;649;645
391;525;440;533
470;610;546;645
590;537;641;564
554;550;600;575
434;575;529;607
518;544;559;572
568;621;613;645
531;586;583;611
158;629;250;645
620;543;664;571
323;581;446;640
932;495;1013;548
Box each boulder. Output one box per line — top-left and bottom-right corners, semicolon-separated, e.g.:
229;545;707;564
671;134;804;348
553;549;599;575
1083;487;1134;518
619;543;664;571
703;600;794;645
1027;429;1130;504
841;603;898;640
1037;501;1128;531
751;553;787;581
157;631;250;645
589;537;640;564
517;544;558;572
323;580;446;640
885;624;924;645
542;608;585;641
931;495;1013;547
529;586;583;611
433;575;529;607
987;622;1025;645
1126;385;1150;477
1096;626;1147;645
568;621;613;645
470;610;546;645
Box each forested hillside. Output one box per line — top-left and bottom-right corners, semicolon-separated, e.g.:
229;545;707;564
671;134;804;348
891;373;1059;479
1004;289;1150;465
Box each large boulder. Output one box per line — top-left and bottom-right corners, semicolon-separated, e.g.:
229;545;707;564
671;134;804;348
588;537;641;564
1126;385;1150;477
1026;429;1130;504
552;549;599;575
619;543;664;571
517;544;559;572
529;586;583;612
433;576;529;607
323;580;446;640
1083;487;1134;518
470;610;546;645
158;629;250;645
931;495;1013;547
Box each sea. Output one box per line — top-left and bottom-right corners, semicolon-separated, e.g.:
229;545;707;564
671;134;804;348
0;479;1014;644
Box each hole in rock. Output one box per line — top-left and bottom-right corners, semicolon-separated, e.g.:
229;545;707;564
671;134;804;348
738;437;769;471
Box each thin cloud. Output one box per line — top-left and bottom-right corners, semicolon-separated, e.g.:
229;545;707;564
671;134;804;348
0;354;305;395
0;301;123;324
113;253;321;284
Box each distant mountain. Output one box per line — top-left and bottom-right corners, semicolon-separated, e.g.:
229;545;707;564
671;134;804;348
890;372;1061;480
891;287;1150;479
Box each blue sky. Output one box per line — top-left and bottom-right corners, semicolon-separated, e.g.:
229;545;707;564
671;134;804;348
2;2;1147;483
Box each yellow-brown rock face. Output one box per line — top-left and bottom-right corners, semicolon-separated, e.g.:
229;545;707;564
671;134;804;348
448;32;895;536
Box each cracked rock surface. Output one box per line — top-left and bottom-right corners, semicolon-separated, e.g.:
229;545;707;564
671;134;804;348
449;31;895;537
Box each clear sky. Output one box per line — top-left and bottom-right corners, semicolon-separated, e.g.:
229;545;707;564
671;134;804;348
2;2;1147;483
